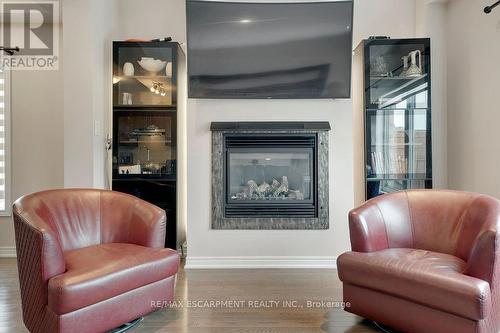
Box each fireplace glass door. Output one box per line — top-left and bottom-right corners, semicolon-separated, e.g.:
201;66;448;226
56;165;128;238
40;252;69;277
227;148;314;204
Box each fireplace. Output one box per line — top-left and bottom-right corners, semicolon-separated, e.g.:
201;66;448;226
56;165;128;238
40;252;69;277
226;134;315;217
211;122;330;229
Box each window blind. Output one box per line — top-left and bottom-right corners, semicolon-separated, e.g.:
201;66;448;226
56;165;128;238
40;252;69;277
0;64;9;213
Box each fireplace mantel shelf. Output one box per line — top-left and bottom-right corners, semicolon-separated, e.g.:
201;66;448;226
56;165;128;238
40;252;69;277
210;122;331;131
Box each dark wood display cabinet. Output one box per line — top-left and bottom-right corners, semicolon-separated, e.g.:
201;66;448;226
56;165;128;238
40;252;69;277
355;38;432;200
112;41;184;249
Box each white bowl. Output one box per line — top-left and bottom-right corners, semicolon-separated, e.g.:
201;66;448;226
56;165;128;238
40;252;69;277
137;58;167;74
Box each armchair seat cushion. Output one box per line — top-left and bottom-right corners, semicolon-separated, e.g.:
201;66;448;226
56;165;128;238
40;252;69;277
48;243;180;315
338;248;491;321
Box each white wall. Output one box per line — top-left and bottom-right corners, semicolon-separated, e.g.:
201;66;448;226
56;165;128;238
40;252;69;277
416;0;448;189
117;0;186;41
63;0;118;189
63;0;94;187
0;0;118;252
2;0;495;262
58;0;418;265
0;14;64;253
91;0;118;189
353;0;416;46
186;0;418;268
186;100;354;266
446;0;500;198
0;0;437;262
0;69;64;252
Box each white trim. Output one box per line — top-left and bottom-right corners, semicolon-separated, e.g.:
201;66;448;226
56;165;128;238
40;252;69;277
0;246;16;258
185;256;337;269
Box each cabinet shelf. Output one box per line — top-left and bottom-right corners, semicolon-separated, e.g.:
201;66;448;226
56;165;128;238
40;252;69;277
370;143;423;147
114;76;172;88
367;175;431;181
112;178;176;183
366;107;430;112
113;105;177;110
369;74;427;81
118;140;173;145
369;74;428;108
115;75;172;80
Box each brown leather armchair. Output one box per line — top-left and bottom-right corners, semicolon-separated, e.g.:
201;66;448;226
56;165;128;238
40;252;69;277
13;189;180;333
337;190;500;333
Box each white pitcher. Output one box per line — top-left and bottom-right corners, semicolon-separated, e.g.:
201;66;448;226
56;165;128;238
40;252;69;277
406;50;422;77
123;62;135;76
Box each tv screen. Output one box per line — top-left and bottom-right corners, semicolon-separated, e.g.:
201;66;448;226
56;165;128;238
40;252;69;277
186;0;354;99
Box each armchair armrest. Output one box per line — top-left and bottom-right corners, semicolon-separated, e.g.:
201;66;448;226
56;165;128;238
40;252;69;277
127;199;167;249
349;200;389;252
13;207;65;282
465;230;497;284
13;204;66;330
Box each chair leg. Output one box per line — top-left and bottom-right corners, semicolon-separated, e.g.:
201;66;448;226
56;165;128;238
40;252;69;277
372;321;399;333
107;317;143;333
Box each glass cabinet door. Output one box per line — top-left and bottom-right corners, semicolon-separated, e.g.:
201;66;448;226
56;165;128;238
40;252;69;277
112;111;176;179
365;41;429;109
113;42;176;107
364;38;432;199
365;104;432;198
366;105;431;179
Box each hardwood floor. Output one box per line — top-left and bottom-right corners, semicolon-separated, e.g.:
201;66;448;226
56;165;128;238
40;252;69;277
0;258;381;333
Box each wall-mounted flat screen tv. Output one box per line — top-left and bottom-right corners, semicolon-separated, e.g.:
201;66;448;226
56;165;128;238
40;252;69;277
186;0;354;99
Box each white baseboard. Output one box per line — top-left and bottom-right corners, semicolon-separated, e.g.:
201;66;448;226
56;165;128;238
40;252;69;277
185;256;337;269
0;246;16;258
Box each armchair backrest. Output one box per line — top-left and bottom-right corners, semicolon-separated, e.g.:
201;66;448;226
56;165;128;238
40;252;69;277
355;190;500;261
13;189;164;252
12;189;166;332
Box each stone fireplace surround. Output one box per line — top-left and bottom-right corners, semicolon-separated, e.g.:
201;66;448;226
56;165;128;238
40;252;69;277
211;122;330;230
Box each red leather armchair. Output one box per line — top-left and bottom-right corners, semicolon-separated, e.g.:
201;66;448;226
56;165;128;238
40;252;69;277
13;189;180;333
338;190;500;333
